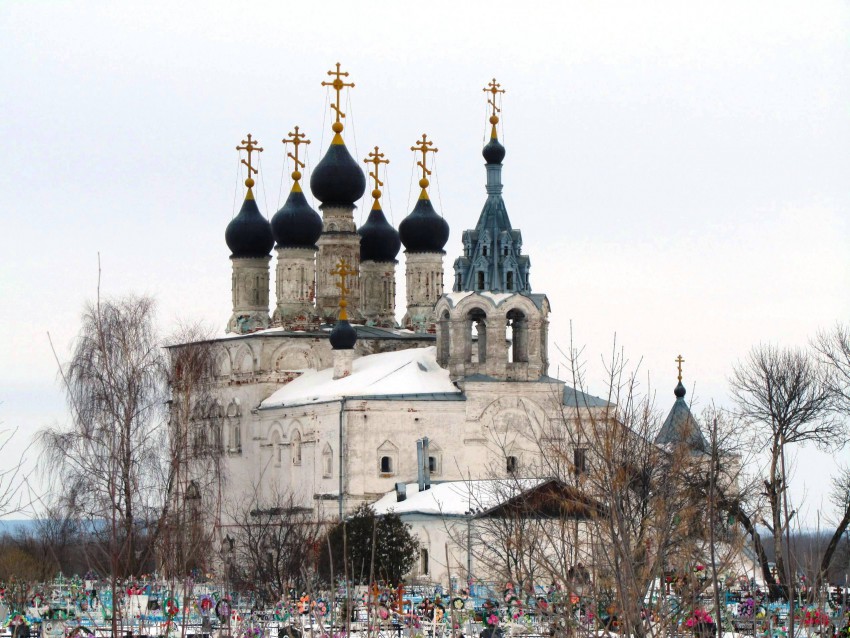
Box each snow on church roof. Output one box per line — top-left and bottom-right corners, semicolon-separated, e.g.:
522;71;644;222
260;346;460;409
371;479;545;517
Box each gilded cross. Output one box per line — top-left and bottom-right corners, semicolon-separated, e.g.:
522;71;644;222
364;146;389;193
330;258;356;320
675;354;685;382
236;134;263;187
283;126;310;181
321;62;355;124
483;78;505;119
410;134;438;186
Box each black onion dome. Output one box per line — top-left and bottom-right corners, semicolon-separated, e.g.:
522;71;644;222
483;137;506;164
329;319;357;350
359;205;401;262
674;381;686;398
399;197;450;253
225;196;274;258
271;187;323;248
309;142;367;206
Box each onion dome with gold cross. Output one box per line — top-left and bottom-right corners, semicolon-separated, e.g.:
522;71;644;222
272;127;323;248
309;63;366;207
226;134;274;258
329;259;358;350
399;134;450;254
482;79;507;165
358;146;401;263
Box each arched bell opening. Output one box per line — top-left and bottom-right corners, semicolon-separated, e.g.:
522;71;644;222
506;308;529;364
437;310;451;366
465;308;488;365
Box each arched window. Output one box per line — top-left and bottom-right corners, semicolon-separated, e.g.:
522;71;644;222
323;444;333;478
270;431;281;466
506;455;518;474
232;423;241;452
477;271;485;290
380;456;393;474
291;430;302;465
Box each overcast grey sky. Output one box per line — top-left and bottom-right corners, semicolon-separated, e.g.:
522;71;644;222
1;1;848;524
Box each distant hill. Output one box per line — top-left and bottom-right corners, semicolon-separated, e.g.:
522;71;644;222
0;519;39;536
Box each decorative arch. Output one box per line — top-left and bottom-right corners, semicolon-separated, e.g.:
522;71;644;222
215;350;232;379
377;440;398;476
226;398;241;418
233;345;254;375
271;343;318;372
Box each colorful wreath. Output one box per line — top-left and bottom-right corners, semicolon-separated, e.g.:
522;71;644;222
451;597;465;611
30;593;45;608
164;597;180;618
314;600;328;617
197;596;214;616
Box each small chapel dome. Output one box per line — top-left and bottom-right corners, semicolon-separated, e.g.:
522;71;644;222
309;139;366;206
271;187;323;249
359;204;401;262
399;197;450;253
225;196;274;258
482;137;506;164
674;381;686;398
329;319;357;350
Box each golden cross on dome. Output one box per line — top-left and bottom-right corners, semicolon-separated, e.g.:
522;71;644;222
330;258;356;320
283;126;310;184
236;134;263;191
321;62;355;126
410;134;438;191
483;78;505;119
364;146;389;199
675;354;685;382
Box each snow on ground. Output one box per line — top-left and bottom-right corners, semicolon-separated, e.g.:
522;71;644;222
260;346;460;408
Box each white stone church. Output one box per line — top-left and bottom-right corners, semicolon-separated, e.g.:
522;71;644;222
175;71;705;584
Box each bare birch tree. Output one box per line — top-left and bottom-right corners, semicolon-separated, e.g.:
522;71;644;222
730;343;840;600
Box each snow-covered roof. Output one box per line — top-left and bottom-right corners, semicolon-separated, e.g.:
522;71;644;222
260;346;460;409
371;479;545;517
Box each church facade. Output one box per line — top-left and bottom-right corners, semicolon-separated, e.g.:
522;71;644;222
172;69;714;584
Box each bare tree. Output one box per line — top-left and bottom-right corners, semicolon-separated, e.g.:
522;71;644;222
730;343;841;601
226;487;323;604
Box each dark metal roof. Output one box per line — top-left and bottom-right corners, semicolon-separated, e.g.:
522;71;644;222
654;383;708;453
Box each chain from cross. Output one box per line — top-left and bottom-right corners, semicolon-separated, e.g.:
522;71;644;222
321;62;355;124
283;126;310;181
483;78;505;119
675;354;685;382
411;134;438;184
364;146;389;193
330;258;356;301
236;134;263;181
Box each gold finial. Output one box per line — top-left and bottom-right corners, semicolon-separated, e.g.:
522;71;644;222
321;62;355;142
675;354;685;383
236;134;263;197
283;126;311;191
364;146;389;209
330;258;356;320
410;134;438;199
483;78;506;139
